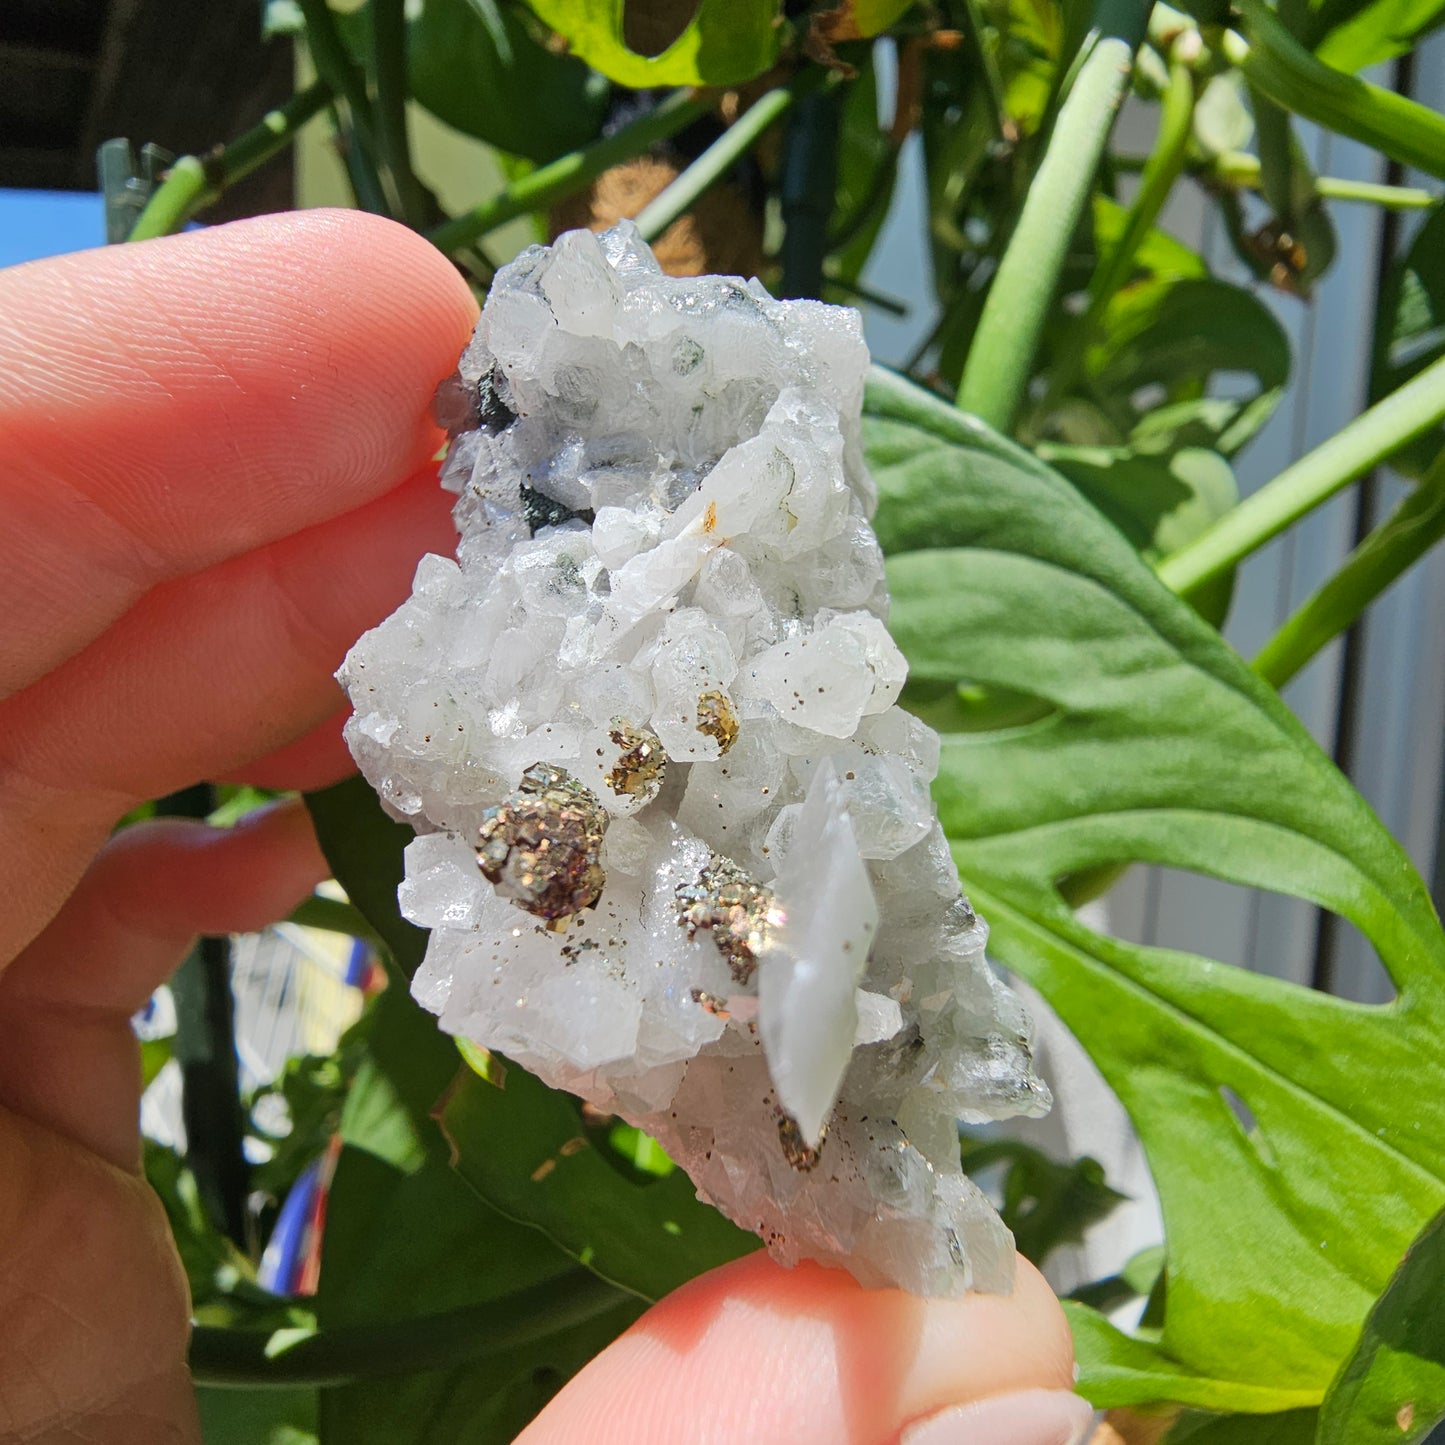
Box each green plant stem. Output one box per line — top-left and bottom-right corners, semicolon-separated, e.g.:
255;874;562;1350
1254;454;1445;687
1038;49;1195;416
1210;152;1437;208
1227;0;1445;180
1157;351;1445;597
191;1272;630;1387
127;82;332;240
428;89;709;256
634;76;818;246
1093;54;1195;309
297;0;388;213
826;270;908;315
298;0;374;142
371;0;426;227
335;108;391;217
956;0;1150;432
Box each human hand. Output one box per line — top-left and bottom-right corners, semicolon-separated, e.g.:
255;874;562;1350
0;209;475;1441
0;211;1085;1444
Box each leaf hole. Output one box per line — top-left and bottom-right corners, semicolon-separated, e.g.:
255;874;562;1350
622;0;701;56
1219;1084;1256;1133
1219;1086;1276;1167
1081;865;1397;1004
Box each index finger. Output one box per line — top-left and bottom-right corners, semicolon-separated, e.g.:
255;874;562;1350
0;208;477;696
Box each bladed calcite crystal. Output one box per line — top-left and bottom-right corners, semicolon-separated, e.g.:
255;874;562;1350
338;223;1050;1295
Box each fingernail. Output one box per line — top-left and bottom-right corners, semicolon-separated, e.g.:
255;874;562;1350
899;1388;1096;1445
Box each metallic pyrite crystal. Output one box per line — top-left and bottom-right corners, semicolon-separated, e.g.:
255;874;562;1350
695;689;739;754
339;223;1050;1296
675;854;775;984
476;763;608;926
602;719;666;802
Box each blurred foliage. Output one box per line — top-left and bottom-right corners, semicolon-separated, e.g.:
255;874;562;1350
961;1135;1128;1266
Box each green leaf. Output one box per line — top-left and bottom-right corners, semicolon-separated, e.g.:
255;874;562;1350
1370;204;1445;480
814;0;916;38
197;1385;318;1445
249;1047;361;1201
314;1041;636;1442
1165;1406;1320;1441
864;365;1445;1411
1063;1303;1319;1412
1317;1204;1445;1444
317;1308;630;1445
1279;0;1445;70
523;0;781;87
407;0;608;164
306;776;429;978
317;1147;585;1321
441;1045;758;1302
1091;195;1209;283
1084;276;1290;455
1036;444;1239;562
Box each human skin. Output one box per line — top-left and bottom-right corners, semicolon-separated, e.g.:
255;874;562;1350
0;211;1082;1444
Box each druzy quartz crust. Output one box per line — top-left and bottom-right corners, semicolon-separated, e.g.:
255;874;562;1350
339;224;1050;1296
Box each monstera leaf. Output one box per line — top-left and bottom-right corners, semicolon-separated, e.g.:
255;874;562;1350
864;365;1445;1413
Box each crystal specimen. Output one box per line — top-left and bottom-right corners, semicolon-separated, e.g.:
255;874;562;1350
339;223;1050;1296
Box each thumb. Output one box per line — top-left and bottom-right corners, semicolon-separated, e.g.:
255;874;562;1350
518;1249;1087;1445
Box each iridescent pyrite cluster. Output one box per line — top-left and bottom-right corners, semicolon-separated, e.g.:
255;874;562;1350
339;224;1050;1296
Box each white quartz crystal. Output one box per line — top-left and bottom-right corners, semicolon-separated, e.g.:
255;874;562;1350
339;224;1050;1295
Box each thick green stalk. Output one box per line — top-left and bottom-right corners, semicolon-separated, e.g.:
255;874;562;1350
1228;0;1445;180
127;82;332;241
778;85;842;299
1158;351;1445;597
191;1272;630;1387
157;784;249;1247
428;90;709;256
956;0;1150;431
1254;454;1445;688
633;77;819;246
1039;48;1195;415
371;0;427;227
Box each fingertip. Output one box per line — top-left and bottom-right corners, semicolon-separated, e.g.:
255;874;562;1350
520;1251;1075;1445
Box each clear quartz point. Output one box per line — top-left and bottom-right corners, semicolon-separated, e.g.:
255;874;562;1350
339;223;1051;1296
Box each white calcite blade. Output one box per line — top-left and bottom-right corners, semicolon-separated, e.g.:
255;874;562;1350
339;223;1051;1296
758;760;877;1146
